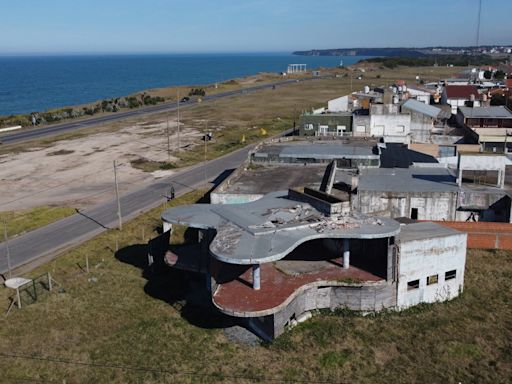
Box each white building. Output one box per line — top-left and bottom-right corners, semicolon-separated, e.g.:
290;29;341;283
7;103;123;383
396;222;466;308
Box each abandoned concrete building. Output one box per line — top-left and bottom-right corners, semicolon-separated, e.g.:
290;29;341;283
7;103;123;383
151;189;467;340
212;140;512;223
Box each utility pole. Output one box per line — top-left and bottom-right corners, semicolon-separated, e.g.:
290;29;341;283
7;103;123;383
3;220;11;279
204;120;208;187
177;89;181;152
113;160;122;231
166;114;171;162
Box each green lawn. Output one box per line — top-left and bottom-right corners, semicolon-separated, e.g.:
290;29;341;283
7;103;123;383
0;189;510;383
0;206;76;239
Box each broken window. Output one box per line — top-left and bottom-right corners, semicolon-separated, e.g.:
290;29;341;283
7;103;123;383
407;279;420;291
445;269;457;280
427;274;438;285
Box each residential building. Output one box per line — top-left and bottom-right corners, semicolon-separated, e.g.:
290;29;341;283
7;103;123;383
442;85;482;114
456;106;512;152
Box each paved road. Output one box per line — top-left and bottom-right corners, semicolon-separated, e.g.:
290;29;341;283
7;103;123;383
0;144;252;274
1;77;313;145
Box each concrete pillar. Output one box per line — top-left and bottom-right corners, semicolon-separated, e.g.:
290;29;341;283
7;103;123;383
498;170;505;189
343;239;350;269
252;264;261;290
163;221;172;233
387;237;395;282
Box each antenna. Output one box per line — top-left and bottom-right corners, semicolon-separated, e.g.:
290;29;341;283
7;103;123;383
476;0;482;48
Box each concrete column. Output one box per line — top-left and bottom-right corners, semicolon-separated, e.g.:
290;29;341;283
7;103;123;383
387;237;395;282
343;239;350;269
498;170;505;189
252;264;261;290
163;221;172;233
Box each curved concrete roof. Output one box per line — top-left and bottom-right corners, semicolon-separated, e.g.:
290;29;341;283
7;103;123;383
162;191;400;265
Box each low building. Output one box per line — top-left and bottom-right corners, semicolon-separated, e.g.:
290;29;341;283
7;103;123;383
150;190;467;340
456;106;512;152
442;85;482;114
401;99;451;142
299;111;353;137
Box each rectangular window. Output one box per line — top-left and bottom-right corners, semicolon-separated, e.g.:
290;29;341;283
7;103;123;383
407;279;420;291
318;125;328;135
411;208;418;220
427;274;438;285
445;270;457;280
396;125;405;133
304;123;314;130
356;125;366;133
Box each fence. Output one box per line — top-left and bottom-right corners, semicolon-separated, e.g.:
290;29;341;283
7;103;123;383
433;221;512;250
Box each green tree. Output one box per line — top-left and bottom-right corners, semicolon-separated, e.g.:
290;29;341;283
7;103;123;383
483;70;493;79
494;70;505;81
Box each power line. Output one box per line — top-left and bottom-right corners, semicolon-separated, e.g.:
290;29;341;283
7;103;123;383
0;352;343;384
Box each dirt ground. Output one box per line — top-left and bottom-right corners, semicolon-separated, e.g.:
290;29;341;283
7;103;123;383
0;120;201;211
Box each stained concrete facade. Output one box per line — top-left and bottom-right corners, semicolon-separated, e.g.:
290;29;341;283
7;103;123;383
396;223;466;308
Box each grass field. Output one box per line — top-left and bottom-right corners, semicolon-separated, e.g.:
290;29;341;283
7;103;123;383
0;189;510;383
0;206;76;239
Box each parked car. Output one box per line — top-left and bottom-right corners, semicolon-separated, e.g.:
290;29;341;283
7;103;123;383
180;97;190;103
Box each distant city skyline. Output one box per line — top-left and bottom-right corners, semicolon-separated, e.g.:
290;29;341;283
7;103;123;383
1;0;511;55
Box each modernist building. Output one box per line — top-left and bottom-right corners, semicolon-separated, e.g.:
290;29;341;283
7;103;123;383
151;190;467;340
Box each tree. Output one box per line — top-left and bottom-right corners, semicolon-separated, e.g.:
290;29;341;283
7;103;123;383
494;70;505;81
483;70;492;80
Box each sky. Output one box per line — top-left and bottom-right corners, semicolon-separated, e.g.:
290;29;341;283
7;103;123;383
0;0;510;54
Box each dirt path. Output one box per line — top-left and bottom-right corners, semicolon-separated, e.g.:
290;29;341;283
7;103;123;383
0;120;201;211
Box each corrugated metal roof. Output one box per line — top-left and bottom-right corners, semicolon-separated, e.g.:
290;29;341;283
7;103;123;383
402;99;443;119
459;106;512;119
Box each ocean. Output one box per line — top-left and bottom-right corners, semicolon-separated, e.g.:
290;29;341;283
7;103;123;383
0;53;368;116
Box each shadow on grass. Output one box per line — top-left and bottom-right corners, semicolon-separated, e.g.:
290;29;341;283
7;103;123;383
115;243;237;330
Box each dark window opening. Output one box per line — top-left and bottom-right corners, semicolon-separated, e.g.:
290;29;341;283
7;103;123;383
407;279;420;290
445;269;457;280
427;274;438;285
411;208;418;220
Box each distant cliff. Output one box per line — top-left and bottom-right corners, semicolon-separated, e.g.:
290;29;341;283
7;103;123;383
293;48;426;57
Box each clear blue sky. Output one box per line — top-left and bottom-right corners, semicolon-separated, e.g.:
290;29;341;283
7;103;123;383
0;0;510;54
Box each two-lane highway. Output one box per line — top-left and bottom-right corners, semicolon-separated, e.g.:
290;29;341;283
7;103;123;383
1;77;314;145
0;143;252;273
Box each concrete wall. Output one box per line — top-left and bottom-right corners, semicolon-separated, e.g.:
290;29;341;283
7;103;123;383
356;191;458;221
405;110;434;143
370;112;411;143
328;96;349;112
271;281;396;338
397;233;467;308
352;115;371;137
210;192;264;205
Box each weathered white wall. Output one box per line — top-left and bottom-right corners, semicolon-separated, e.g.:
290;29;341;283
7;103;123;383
370;113;411;143
397;232;467;308
328;96;349;112
356;191;457;221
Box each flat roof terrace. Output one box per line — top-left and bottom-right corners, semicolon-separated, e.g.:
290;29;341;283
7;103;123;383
162;192;401;265
213;259;382;317
253;141;378;161
221;165;326;195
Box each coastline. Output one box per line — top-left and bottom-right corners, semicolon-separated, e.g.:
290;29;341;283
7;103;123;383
0;53;362;120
